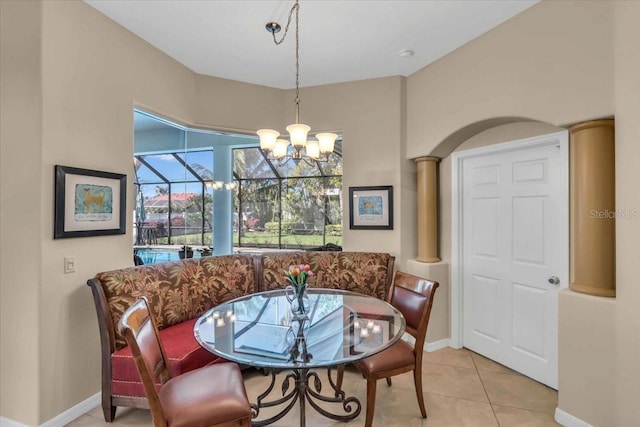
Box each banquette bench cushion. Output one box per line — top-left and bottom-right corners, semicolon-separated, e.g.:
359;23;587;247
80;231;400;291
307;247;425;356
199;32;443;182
259;251;394;299
87;251;394;422
111;318;227;397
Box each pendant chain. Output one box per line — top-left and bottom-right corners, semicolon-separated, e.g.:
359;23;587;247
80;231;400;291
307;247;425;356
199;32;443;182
270;1;301;123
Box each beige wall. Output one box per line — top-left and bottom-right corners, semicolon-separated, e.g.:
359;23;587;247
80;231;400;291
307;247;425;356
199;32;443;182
558;290;617;425
193;74;283;133
0;1;43;425
613;0;640;424
407;0;613;159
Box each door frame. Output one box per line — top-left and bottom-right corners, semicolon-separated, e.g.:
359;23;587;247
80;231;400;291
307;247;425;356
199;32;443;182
450;131;569;349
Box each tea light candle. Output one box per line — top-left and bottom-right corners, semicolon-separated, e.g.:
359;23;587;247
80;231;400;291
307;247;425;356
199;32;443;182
225;310;233;318
353;320;361;329
216;318;225;327
230;314;237;322
212;311;220;319
360;328;369;338
372;324;381;334
206;316;213;324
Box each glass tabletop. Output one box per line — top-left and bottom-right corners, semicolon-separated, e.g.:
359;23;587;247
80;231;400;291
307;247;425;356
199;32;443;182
194;289;406;369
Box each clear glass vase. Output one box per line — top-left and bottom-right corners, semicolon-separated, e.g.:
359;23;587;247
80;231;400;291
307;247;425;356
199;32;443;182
285;283;310;318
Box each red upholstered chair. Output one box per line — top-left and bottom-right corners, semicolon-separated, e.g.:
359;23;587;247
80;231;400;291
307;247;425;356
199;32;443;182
338;271;439;427
118;297;252;427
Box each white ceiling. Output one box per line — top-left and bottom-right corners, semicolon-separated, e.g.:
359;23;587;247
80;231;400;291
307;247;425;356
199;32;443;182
86;0;537;90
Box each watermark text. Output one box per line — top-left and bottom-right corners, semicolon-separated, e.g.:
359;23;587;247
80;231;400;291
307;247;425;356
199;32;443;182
589;209;639;219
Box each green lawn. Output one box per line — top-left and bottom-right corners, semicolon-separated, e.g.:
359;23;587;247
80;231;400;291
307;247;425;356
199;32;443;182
234;231;342;248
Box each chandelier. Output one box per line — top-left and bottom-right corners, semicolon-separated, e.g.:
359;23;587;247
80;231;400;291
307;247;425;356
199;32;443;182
206;181;237;191
257;0;338;166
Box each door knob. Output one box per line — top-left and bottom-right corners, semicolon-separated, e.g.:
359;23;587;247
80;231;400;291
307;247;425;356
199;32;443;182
548;276;560;285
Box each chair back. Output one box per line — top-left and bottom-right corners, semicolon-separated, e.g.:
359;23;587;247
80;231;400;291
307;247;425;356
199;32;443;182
118;297;170;426
390;271;439;353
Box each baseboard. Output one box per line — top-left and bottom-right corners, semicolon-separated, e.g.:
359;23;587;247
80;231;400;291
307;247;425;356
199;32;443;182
0;392;99;427
0;417;29;427
40;392;100;427
425;338;451;352
555;407;593;427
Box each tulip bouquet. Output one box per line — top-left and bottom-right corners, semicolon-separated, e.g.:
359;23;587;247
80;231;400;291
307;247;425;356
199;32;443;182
284;264;314;316
284;264;314;289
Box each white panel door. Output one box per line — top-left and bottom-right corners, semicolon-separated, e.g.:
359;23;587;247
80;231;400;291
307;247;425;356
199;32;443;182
461;135;567;388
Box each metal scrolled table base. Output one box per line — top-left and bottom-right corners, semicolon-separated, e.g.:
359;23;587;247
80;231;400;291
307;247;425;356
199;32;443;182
250;366;361;427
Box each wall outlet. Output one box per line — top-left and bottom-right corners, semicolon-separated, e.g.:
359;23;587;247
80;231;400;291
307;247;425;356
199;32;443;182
64;256;76;274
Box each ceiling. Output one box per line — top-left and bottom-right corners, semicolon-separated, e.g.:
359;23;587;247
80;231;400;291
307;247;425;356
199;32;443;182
86;0;537;90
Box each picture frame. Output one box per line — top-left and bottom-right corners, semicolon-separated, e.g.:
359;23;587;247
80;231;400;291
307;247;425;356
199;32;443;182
54;165;127;239
349;312;395;355
348;185;393;230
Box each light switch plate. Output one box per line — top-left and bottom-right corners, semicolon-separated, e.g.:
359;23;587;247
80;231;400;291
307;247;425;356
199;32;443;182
64;256;76;274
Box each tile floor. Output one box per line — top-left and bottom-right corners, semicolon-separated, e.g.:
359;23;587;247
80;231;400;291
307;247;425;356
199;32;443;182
69;347;560;427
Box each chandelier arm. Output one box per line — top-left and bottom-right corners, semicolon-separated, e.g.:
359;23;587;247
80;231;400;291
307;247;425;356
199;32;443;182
301;157;317;167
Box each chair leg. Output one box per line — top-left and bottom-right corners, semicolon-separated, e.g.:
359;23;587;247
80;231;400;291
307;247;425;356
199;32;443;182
364;378;378;427
413;368;427;418
335;365;345;396
102;401;116;422
386;377;392;386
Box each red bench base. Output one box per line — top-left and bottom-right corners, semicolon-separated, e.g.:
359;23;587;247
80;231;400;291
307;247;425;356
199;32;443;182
111;318;221;397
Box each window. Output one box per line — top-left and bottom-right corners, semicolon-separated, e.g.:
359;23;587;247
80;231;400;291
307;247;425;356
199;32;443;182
233;142;343;250
133;110;343;256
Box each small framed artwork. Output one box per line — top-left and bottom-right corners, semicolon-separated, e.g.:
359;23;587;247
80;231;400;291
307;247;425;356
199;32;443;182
348;185;393;230
349;312;395;355
54;165;127;239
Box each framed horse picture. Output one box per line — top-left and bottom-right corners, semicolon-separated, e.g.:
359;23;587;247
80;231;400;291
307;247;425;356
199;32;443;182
54;165;127;238
348;185;393;230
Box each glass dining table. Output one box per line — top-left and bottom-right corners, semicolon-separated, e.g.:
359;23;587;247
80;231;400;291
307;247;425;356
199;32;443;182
194;288;405;427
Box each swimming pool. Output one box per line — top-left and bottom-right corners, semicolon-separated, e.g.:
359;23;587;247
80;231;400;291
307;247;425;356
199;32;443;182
135;247;202;265
134;246;294;265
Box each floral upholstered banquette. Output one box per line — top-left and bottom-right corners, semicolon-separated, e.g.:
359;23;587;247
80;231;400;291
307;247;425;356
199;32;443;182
87;251;394;422
260;252;394;300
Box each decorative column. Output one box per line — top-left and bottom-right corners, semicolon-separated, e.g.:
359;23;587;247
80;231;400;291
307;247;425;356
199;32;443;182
569;119;615;297
415;156;440;263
